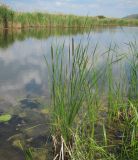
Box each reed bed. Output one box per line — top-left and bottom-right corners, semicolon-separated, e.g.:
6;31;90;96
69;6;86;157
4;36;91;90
0;5;138;29
43;38;138;160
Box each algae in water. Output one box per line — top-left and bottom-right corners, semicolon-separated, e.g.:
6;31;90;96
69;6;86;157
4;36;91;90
0;114;12;122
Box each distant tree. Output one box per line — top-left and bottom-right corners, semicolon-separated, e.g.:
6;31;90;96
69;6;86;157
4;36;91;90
97;15;106;19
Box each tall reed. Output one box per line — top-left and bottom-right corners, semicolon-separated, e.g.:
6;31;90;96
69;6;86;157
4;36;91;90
1;5;138;29
44;39;138;159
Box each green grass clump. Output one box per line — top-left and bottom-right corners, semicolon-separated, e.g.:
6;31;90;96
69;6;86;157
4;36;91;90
44;37;138;160
45;39;94;140
126;41;138;99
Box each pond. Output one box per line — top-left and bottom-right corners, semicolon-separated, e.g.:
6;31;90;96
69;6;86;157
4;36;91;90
0;26;138;159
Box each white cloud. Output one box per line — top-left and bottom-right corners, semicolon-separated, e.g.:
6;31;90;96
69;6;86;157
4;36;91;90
3;0;138;17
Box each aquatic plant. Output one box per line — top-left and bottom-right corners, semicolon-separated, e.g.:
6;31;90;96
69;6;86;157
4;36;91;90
44;37;138;159
0;114;12;122
0;4;14;28
0;4;138;29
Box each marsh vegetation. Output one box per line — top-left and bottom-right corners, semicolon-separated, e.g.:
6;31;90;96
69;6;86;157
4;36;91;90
0;5;138;160
0;5;138;29
43;37;138;160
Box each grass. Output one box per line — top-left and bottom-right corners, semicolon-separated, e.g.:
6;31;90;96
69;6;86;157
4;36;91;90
0;4;14;28
0;4;138;29
43;36;138;160
126;41;138;99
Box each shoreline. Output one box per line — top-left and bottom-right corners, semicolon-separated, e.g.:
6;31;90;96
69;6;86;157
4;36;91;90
0;24;138;30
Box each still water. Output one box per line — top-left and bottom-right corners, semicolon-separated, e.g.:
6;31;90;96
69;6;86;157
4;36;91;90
0;27;138;159
0;27;138;103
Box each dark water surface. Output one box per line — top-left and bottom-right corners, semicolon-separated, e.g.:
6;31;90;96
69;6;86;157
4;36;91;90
0;27;138;159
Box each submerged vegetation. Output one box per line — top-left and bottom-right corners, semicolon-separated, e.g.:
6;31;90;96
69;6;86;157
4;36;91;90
0;4;138;29
0;114;12;122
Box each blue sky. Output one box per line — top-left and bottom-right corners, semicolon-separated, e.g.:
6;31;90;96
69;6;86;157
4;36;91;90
1;0;138;17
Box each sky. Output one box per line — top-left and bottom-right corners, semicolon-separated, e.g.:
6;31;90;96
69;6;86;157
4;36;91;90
1;0;138;17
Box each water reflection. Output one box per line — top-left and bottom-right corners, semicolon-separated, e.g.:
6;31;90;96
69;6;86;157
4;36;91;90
0;26;137;159
0;27;137;103
0;26;132;48
25;79;43;95
0;27;90;48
